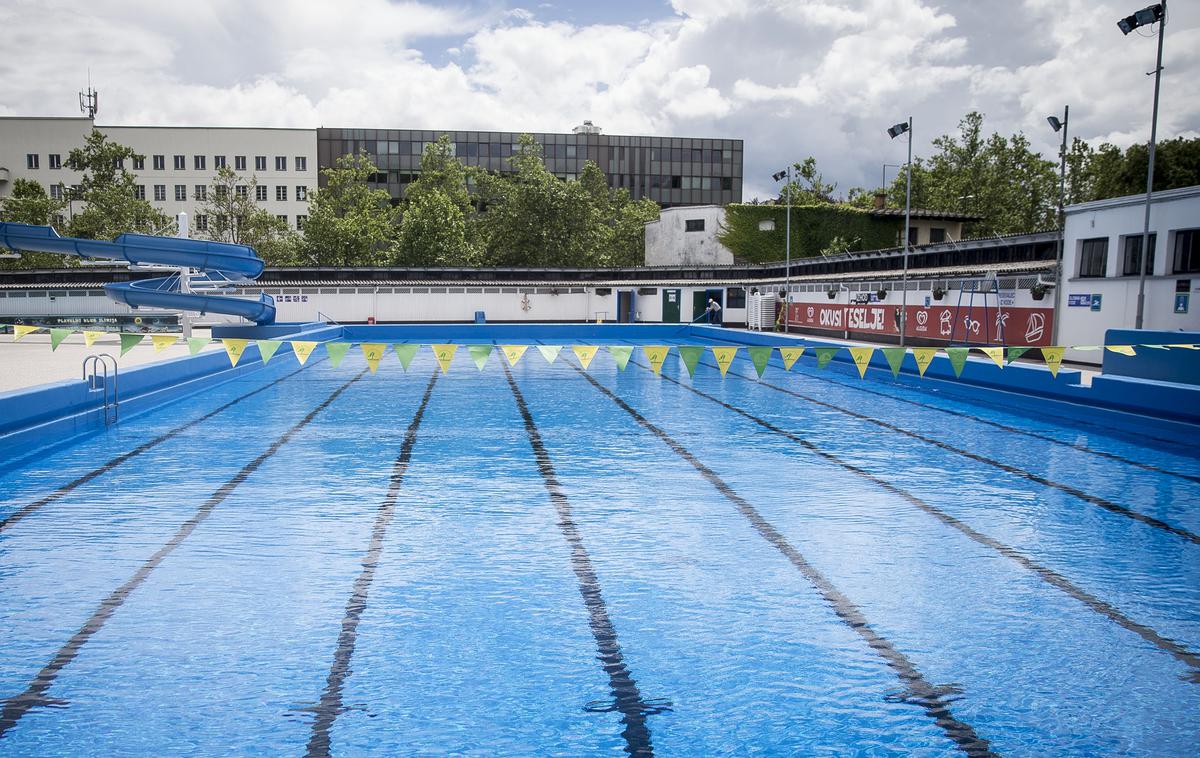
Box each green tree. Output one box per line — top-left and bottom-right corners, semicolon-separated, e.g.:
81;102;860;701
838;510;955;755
776;156;838;204
197;165;298;265
298;150;399;266
64;129;174;240
394;136;480;265
0;179;68;269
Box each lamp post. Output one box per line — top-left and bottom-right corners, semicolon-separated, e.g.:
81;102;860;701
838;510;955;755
772;165;793;332
888;117;913;347
1119;1;1166;330
1047;106;1069;344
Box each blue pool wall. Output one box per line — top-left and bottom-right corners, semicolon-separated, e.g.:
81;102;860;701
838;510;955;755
1101;329;1200;385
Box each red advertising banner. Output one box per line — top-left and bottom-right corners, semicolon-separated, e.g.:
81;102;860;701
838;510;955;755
786;302;1055;346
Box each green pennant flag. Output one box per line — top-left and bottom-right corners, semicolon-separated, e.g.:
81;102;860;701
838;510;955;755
537;345;562;364
678;346;704;377
1006;346;1031;364
468;344;492;370
814;347;839;369
49;328;74;351
608;345;633;371
945;347;969;377
881;347;906;378
747;346;772;378
257;340;283;365
326;341;351;367
393;343;418;371
187;337;210;355
119;333;144;356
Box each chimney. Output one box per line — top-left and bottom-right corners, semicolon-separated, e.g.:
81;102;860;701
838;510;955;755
873;192;886;210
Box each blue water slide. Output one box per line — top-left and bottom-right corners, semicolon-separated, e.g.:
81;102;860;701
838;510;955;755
0;222;275;324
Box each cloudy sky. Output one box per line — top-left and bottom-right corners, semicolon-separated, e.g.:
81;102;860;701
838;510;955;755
2;0;1197;200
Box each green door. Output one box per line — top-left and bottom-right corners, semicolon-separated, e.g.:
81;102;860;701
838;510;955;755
662;289;681;323
692;290;708;323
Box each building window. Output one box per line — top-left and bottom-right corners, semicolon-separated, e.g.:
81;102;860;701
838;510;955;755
26;154;38;169
237;185;249;199
48;153;62;170
195;215;208;231
175;185;187;201
930;227;947;243
671;175;682;189
1121;233;1156;276
214;155;226;169
174;155;185;170
276;185;287;201
295;156;307;172
215;185;228;199
721;177;732;191
1174;229;1200;273
685;219;705;232
235;155;247;171
276;214;288;224
296;185;307;201
275;156;287;171
296;214;307;230
726;287;747;308
132;156;144;171
758;219;776;231
255;156;267;171
53;214;65;227
134;185;146;200
1078;237;1108;278
49;184;63;200
153;154;165;170
194;155;206;171
255;185;267;201
194;185;207;201
154;185;166;202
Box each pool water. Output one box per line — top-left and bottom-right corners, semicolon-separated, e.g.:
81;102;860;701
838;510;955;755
1;342;1198;756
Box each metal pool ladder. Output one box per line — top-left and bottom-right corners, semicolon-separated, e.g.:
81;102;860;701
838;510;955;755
83;353;119;426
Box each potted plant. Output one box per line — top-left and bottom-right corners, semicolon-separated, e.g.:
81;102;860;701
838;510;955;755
827;288;837;299
1030;282;1048;301
876;288;888;301
932;286;947;301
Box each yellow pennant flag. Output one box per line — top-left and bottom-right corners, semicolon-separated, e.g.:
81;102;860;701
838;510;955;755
711;346;738;377
978;346;1004;368
151;334;178;352
361;343;386;374
13;325;39;341
83;330;105;347
432;344;458;373
847;347;874;379
291;341;317;366
1041;346;1066;377
573;345;599;370
222;338;249;367
911;348;938;377
1105;345;1136;356
642;345;670;375
779;346;805;371
501;345;528;366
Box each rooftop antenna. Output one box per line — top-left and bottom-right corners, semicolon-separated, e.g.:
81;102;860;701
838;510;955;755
79;70;98;120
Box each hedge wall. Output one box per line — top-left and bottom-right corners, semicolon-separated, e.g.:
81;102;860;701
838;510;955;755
717;204;898;264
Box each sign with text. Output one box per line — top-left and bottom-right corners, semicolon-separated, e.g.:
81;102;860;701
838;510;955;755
787;303;1055;346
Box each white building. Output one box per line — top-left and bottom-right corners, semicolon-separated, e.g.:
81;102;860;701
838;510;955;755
1059;185;1200;362
0;117;317;234
643;205;734;266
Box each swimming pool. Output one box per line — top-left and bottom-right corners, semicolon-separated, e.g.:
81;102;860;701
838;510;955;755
2;334;1198;756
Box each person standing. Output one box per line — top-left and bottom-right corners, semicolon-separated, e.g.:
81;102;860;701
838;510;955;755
706;298;722;325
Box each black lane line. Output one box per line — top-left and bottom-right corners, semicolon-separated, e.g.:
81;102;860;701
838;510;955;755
305;370;439;758
503;362;658;758
574;365;997;758
0;369;367;740
0;358;325;534
648;361;1200;685
714;360;1200;546
801;367;1200;485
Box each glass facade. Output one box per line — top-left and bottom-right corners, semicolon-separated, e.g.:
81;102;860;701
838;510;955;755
316;127;742;208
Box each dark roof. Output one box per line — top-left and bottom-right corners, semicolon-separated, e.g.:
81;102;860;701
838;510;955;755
868;208;984;221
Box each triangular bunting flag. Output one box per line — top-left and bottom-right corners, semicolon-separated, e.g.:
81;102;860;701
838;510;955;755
151;334;177;353
711;346;738;376
187;337;210;355
1041;346;1066;377
432;344;457;373
50;328;74;351
608;345;633;371
119;333;144;356
779;346;805;371
881;347;906;378
1166;343;1199;350
1072;345;1102;351
978;346;1004;368
847;347;874;378
393;343;418;370
813;347;838;369
945;347;969;378
257;340;283;365
13;325;39;341
643;345;670;375
361;343;387;373
291;341;318;365
83;330;105;347
468;344;493;370
222;338;249;367
912;348;937;377
537;345;562;364
501;345;528;366
326;341;351;368
1006;347;1031;364
747;346;772;378
573;345;599;370
678;346;703;377
1105;345;1136;356
1139;344;1170;350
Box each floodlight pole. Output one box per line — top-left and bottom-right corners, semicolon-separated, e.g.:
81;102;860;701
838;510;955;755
901;116;912;348
1052;105;1068;345
1134;1;1165;330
